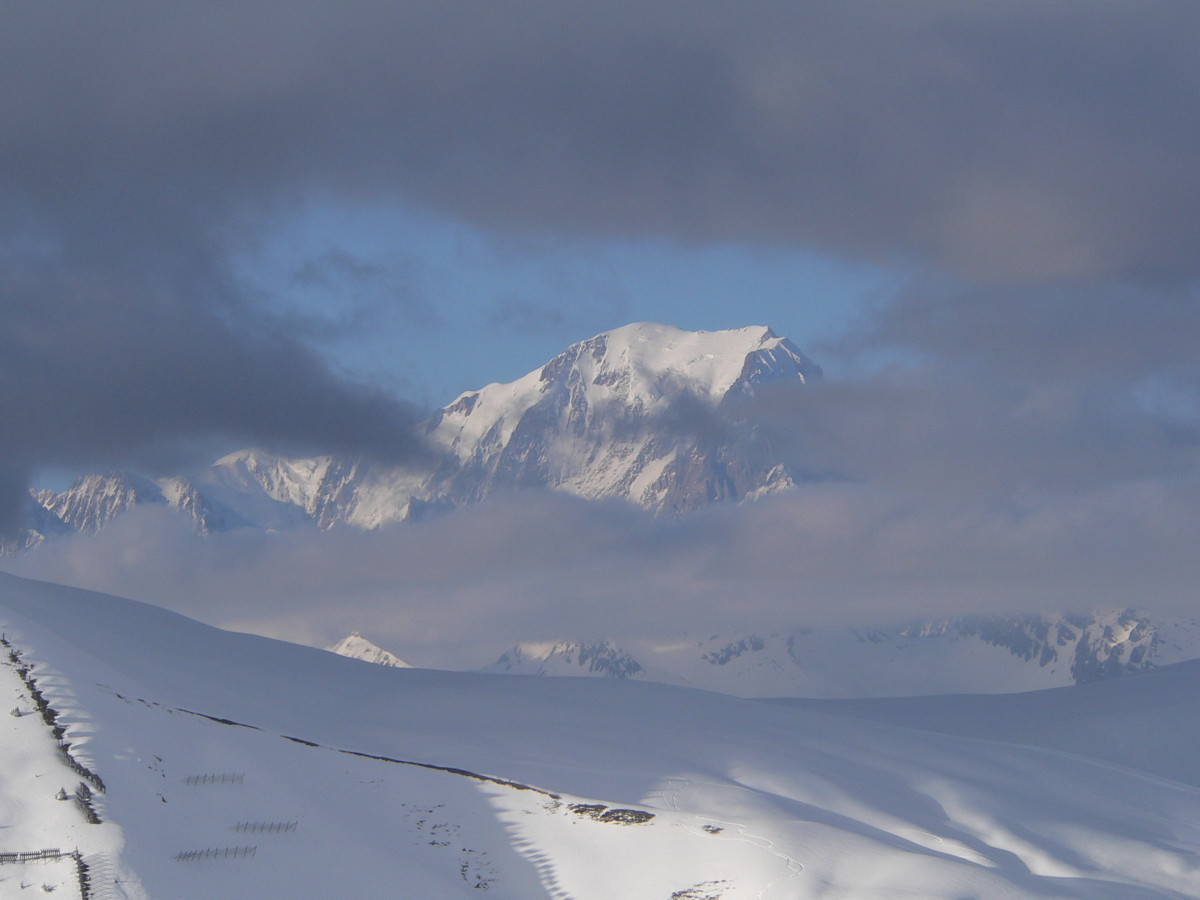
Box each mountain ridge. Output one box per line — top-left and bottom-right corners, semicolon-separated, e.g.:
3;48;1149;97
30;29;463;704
17;322;820;545
477;608;1200;698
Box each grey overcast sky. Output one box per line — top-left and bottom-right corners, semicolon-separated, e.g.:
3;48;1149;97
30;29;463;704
4;3;1200;649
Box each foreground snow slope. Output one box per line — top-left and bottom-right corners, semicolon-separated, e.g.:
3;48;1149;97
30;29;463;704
2;573;1200;899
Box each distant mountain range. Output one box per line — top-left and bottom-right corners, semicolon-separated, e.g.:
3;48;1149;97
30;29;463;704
327;608;1200;698
15;322;820;549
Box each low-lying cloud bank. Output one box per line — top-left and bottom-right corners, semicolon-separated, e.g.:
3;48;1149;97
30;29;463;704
8;475;1198;669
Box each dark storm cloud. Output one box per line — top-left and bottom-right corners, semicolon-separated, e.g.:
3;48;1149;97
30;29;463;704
860;279;1200;381
291;251;388;292
7;2;1200;279
836;276;1200;485
0;255;428;504
287;250;440;333
739;369;1200;501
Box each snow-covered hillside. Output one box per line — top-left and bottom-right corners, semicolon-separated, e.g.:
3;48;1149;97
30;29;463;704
3;572;1200;898
482;609;1200;697
19;323;820;547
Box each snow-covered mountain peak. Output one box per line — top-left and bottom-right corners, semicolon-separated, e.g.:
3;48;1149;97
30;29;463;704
422;323;820;512
212;446;273;470
39;471;168;533
28;470;249;538
584;322;819;403
548;322;797;406
327;632;413;668
196;447;363;530
437;323;819;445
207;448;336;506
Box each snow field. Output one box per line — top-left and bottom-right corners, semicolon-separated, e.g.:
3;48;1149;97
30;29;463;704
4;572;1200;898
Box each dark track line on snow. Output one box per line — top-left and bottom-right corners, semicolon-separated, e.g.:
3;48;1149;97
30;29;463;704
335;748;560;798
175;705;560;798
175;708;261;730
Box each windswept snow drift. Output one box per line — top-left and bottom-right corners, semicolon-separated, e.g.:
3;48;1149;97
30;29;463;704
2;572;1200;898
